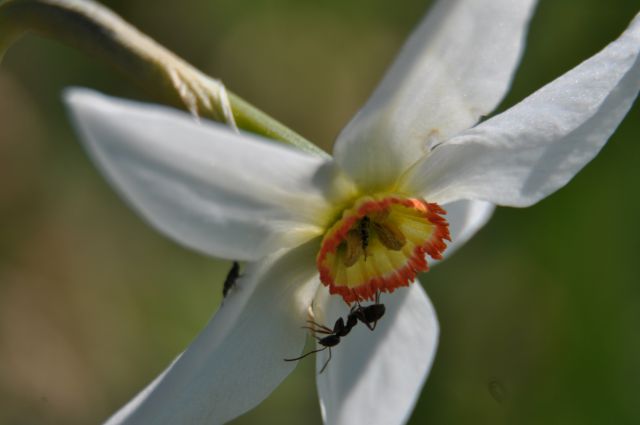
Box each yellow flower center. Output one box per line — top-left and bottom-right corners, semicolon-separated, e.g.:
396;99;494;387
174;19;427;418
317;194;450;303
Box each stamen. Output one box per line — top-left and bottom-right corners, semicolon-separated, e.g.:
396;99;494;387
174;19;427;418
343;229;364;267
372;221;406;250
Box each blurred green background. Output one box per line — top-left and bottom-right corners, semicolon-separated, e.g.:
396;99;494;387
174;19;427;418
1;0;639;424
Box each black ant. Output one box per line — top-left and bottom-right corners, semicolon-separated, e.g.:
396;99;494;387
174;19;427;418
222;261;240;298
284;291;386;373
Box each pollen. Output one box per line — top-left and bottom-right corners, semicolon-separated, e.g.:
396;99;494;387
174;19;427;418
317;194;450;303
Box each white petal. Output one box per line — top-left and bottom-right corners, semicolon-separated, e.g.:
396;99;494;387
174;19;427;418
316;284;438;425
440;199;495;260
65;89;350;261
104;240;321;425
401;13;640;207
333;0;537;190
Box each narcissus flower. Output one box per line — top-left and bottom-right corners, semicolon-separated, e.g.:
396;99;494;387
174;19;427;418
65;1;639;424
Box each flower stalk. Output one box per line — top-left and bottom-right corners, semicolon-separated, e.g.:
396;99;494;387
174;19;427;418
0;0;327;156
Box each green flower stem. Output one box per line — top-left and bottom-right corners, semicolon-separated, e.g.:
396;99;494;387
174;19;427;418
0;0;328;157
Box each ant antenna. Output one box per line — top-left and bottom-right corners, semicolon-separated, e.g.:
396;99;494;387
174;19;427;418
284;333;339;373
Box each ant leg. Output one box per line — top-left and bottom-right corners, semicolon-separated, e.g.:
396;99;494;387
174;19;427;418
284;346;328;362
362;319;376;331
318;348;332;374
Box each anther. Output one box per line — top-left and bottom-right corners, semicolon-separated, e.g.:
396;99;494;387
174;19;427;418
343;229;364;267
372;221;406;250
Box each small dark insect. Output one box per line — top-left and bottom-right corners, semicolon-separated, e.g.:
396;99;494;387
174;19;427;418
284;292;386;373
359;216;370;259
222;261;240;298
349;290;386;330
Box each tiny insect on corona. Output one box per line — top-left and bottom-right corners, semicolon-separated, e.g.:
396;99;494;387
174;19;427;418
359;215;370;260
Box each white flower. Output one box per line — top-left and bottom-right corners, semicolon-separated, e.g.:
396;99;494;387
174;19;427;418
64;1;640;424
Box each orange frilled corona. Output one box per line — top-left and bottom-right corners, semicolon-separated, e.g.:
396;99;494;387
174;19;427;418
317;195;450;303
